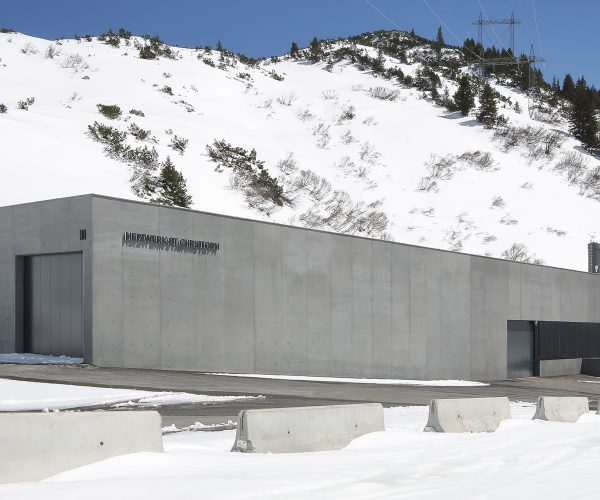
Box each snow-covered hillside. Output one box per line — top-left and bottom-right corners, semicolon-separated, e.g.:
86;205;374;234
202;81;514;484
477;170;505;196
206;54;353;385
1;30;598;270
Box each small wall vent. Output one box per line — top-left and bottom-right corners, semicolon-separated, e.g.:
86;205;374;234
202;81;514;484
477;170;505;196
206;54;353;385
79;229;87;241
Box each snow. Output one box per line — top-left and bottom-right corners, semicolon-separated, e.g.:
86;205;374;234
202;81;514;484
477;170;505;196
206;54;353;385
204;372;489;386
0;353;83;365
0;378;260;411
1;32;598;270
1;402;600;498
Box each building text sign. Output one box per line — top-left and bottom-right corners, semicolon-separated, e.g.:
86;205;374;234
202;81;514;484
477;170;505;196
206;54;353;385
123;232;220;254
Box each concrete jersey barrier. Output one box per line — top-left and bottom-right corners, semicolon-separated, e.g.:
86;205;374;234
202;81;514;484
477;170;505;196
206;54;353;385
231;403;384;453
0;410;163;484
424;397;511;433
533;396;589;422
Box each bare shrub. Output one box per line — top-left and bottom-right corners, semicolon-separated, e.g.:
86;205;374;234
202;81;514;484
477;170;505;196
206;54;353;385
289;170;329;200
44;45;60;59
417;177;438;192
298;187;389;238
321;89;338;100
367;86;399;101
457;151;494;171
335;156;356;174
296;108;314;122
425;154;456;180
520;181;534;189
500;214;518;226
335;156;370;180
259;98;273;109
554;152;589;184
337;105;355;124
529;105;562;124
362;116;377;126
410;206;435;217
580;166;600;200
312;123;331;149
490;196;505;209
340;129;355;144
275;152;298;175
359;141;380;164
21;42;38;55
445;229;464;252
545;226;567;237
481;233;497;244
351;84;364;92
493;125;565;160
502;243;543;264
276;92;297;106
456;212;476;230
60;53;89;72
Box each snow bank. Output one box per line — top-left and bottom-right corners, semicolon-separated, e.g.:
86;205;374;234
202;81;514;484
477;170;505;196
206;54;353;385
1;403;599;498
204;372;489;386
0;379;260;411
0;353;83;365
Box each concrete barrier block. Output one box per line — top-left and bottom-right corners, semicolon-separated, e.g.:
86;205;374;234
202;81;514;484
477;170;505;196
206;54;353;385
424;397;511;433
0;411;163;484
533;396;589;422
232;403;384;453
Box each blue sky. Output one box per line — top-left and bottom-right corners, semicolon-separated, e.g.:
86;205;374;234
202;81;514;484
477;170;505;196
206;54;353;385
2;0;598;87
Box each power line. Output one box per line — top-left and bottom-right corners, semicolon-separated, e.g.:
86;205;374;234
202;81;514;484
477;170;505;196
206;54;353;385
476;0;504;48
364;0;484;63
421;0;485;63
364;0;486;68
363;0;429;48
421;0;463;47
530;0;545;66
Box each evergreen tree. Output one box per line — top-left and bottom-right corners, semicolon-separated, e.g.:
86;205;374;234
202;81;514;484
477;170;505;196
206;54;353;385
562;74;575;101
373;47;385;73
309;36;321;62
434;26;444;56
476;82;498;128
453;75;475;116
152;157;193;208
290;42;299;58
216;39;223;52
570;77;599;150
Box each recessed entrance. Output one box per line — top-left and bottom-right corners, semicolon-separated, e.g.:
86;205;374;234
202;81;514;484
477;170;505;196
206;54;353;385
22;253;83;357
507;320;535;378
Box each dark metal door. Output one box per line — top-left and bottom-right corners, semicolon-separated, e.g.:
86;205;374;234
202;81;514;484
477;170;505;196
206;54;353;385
507;320;535;378
24;253;83;357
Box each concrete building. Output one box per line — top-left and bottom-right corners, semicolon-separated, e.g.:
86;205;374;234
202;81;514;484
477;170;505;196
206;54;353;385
1;194;599;380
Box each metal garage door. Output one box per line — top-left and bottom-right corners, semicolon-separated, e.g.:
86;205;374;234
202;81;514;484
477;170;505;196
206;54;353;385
507;320;535;378
23;253;83;357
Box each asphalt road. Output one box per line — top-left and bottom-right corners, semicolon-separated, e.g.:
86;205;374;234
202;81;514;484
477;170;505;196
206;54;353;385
1;364;599;427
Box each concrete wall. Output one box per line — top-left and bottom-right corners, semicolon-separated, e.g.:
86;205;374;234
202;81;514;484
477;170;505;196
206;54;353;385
89;195;600;380
1;194;599;379
0;410;163;483
539;359;583;377
0;196;92;361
